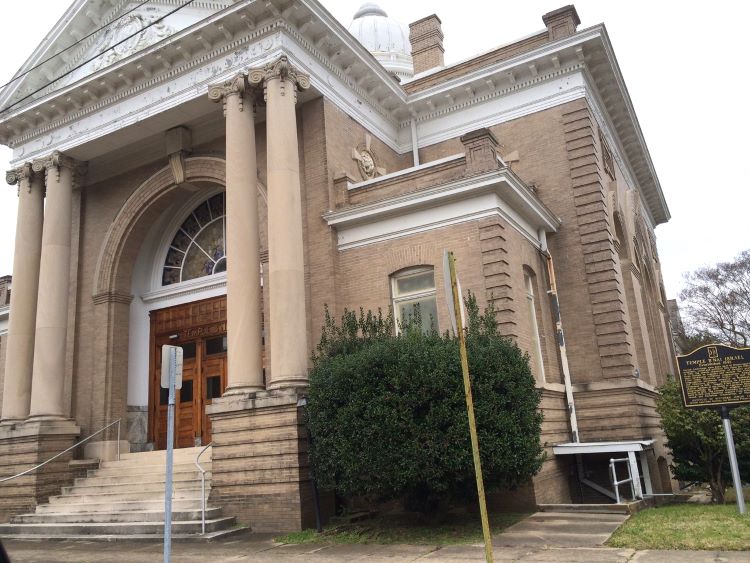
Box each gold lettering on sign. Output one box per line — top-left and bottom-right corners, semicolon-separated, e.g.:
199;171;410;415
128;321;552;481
179;322;227;340
677;344;750;408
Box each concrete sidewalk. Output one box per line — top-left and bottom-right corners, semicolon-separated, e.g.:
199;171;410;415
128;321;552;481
3;534;750;562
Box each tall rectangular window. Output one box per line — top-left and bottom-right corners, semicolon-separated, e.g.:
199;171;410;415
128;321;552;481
391;267;438;333
525;271;546;383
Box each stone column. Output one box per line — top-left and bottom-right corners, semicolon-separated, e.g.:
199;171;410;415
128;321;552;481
249;56;310;389
1;164;44;422
27;152;82;420
208;74;264;394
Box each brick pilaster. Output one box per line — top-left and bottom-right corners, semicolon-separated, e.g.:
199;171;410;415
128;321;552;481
561;100;636;378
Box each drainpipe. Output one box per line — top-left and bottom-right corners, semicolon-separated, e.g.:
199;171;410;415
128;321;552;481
539;230;580;443
410;118;420;166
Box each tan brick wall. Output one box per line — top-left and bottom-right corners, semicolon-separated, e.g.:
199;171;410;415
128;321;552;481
207;390;332;532
0;333;5;417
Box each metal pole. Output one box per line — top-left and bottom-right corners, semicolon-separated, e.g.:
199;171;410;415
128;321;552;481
116;419;121;462
721;406;746;515
447;251;494;563
200;474;206;535
610;459;620;504
164;348;176;562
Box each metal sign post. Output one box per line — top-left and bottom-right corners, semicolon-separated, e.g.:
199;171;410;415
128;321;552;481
720;406;747;515
676;344;750;515
161;345;183;563
445;250;494;563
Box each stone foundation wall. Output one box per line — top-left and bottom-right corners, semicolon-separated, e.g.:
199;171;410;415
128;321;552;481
207;388;332;532
0;420;79;522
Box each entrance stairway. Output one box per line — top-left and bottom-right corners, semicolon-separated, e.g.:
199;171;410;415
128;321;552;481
0;446;242;540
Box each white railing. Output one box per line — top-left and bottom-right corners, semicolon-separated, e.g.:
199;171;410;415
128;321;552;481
0;419;121;484
609;457;635;504
195;442;212;534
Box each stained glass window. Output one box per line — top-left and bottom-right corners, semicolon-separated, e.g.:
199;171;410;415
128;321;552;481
162;193;226;286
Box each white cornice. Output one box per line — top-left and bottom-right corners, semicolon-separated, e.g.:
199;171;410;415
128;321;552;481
324;168;560;251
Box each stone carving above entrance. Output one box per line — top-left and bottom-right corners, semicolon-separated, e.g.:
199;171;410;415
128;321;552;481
352;133;386;181
93;9;175;71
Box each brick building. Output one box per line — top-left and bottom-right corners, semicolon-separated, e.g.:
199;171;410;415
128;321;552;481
0;1;677;535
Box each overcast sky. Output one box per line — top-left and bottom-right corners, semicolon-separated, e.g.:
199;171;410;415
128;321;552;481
0;0;747;300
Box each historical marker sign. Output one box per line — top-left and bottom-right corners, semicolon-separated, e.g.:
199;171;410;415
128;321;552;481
676;344;750;409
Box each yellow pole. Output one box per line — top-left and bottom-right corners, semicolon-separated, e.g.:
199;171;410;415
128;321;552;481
447;251;494;563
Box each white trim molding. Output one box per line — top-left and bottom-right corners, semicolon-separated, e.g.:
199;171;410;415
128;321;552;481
325;168;560;251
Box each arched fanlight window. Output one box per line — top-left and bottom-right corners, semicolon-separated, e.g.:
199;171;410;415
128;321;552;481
162;193;226;286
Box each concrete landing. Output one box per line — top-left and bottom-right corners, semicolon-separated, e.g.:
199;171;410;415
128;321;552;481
493;511;628;548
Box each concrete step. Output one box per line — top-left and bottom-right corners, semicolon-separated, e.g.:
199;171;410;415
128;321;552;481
537;503;632;515
99;457;210;469
36;499;204;514
48;490;204;505
0;517;235;536
0;527;247;542
14;507;223;524
106;449;210;466
119;446;208;459
77;469;209;486
0;447;226;540
62;480;204;496
91;462;210;477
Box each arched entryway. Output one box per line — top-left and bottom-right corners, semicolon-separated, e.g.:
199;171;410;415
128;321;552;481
92;156;267;451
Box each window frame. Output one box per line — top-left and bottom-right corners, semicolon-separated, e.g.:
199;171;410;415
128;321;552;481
391;266;438;334
524;270;546;384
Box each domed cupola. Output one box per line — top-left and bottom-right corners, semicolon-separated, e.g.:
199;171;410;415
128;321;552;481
347;3;414;81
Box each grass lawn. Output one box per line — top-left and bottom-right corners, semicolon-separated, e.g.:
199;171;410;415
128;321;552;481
275;512;527;546
607;504;750;551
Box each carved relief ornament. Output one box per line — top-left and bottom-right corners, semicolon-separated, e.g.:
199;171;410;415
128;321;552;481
352;133;386;180
32;151;87;185
207;74;249;114
248;55;310;101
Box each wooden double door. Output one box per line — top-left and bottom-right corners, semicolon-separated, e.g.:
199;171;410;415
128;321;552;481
149;297;228;450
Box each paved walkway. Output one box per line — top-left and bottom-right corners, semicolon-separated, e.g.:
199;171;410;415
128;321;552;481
495;511;628;548
3;535;750;562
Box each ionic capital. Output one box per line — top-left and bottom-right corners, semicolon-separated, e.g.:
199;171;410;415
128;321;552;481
208;73;249;114
6;163;32;186
32;151;87;185
248;56;310;101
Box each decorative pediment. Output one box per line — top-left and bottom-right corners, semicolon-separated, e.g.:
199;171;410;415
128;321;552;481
0;0;231;108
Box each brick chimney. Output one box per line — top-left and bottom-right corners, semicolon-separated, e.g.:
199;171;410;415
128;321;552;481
409;14;444;74
542;5;581;40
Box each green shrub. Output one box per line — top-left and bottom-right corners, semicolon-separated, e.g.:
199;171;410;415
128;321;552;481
657;380;750;503
306;294;544;511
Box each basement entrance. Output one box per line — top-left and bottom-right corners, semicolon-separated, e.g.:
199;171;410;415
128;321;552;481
149;295;227;449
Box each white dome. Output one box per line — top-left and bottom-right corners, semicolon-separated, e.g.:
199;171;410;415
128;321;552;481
347;3;414;81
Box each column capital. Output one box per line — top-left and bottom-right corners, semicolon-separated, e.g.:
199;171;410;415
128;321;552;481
208;73;250;114
248;56;310;101
32;151;87;185
6;162;32;186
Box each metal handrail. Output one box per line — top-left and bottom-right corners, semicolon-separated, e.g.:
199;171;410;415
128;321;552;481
609;457;635;504
195;442;213;534
0;418;121;484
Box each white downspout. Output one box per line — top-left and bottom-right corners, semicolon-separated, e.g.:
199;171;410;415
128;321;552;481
539;230;580;443
410;118;420;167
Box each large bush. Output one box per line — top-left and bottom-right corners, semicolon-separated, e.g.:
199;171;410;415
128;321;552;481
657;380;750;503
306;295;544;511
